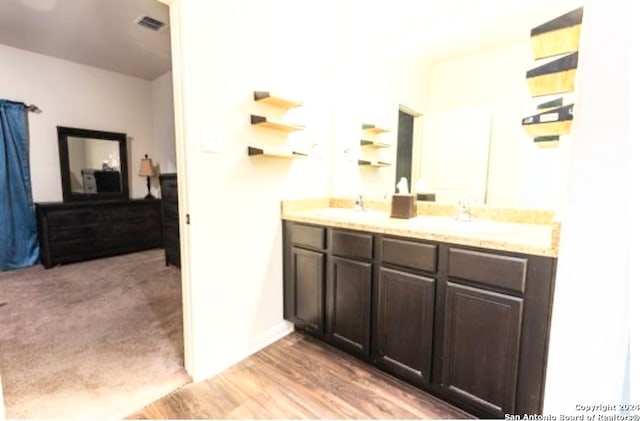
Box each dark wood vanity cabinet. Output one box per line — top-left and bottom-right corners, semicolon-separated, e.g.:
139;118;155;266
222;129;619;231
282;220;557;419
36;199;162;268
441;282;523;416
159;174;180;268
373;237;438;389
437;247;556;418
283;223;327;337
326;230;374;359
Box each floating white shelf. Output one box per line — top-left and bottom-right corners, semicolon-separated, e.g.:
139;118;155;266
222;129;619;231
360;140;391;148
521;104;573;137
253;91;303;109
250;115;304;132
248;146;308;159
358;159;391;167
361;123;390;135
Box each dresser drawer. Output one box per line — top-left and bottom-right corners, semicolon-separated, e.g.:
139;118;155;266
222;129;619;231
110;202;159;221
160;174;178;200
290;223;326;250
330;229;373;260
161;187;178;202
163;224;180;242
48;224;99;242
381;237;437;273
49;238;104;259
45;208;102;226
448;248;528;293
162;203;179;220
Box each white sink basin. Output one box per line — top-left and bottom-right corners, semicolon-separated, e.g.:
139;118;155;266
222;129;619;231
409;216;520;236
309;209;547;242
313;208;387;219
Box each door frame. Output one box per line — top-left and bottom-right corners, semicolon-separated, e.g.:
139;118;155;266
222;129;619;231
398;104;423;193
158;0;194;376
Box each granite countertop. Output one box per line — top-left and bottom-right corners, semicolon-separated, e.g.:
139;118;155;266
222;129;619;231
281;198;560;257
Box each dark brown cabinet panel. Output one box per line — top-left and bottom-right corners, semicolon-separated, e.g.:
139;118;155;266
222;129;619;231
381;237;437;273
326;256;372;358
291;224;326;250
448;248;527;293
290;247;325;335
441;282;524;418
330;230;373;260
281;221;556;419
283;222;327;337
36;199;162;268
373;267;435;388
160;174;180;268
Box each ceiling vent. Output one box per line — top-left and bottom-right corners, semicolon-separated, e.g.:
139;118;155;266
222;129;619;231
135;15;166;31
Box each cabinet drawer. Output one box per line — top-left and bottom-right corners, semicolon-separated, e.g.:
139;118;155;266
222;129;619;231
49;238;103;258
110;203;159;221
163;224;180;243
290;224;326;250
49;224;99;242
45;208;102;226
161;187;178;202
448;248;527;293
160;175;177;189
162;203;179;220
331;230;373;260
381;238;437;273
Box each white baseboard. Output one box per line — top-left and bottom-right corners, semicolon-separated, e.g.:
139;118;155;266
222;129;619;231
246;320;294;358
190;320;294;382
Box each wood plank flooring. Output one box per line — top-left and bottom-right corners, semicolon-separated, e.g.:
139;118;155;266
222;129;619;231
129;332;473;419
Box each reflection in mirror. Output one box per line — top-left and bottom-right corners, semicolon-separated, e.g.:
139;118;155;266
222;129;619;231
67;137;122;194
57;126;129;202
343;1;581;210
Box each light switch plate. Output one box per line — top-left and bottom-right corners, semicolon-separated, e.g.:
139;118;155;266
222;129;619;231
201;128;223;153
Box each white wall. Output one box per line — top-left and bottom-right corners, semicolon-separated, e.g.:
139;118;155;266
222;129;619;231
171;0;332;380
170;0;632;405
330;36;431;200
544;0;630;413
152;71;177;177
0;44;172;201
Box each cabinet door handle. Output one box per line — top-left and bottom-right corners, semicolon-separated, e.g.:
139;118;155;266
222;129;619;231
186;213;190;225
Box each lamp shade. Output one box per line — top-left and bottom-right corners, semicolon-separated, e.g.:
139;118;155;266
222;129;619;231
138;155;154;177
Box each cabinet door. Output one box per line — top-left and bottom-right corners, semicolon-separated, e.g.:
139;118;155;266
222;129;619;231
326;256;372;358
374;268;435;388
441;282;523;417
290;247;325;336
110;202;162;251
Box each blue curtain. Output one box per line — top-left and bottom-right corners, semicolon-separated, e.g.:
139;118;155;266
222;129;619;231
0;100;39;270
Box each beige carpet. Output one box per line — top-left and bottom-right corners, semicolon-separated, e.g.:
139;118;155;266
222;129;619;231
0;249;191;419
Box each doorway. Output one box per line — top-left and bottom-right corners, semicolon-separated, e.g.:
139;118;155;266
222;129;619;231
395;106;422;192
396;109;414;190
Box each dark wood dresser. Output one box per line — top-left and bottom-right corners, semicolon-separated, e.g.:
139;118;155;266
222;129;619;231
35;199;162;268
159;173;180;268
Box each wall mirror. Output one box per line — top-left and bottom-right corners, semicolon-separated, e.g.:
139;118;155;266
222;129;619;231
344;1;581;210
57;126;129;202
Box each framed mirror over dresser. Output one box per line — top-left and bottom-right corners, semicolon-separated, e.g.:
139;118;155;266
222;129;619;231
34;126;163;268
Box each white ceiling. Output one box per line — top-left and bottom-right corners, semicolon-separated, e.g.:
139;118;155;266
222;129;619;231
363;0;584;62
0;0;171;80
0;0;582;81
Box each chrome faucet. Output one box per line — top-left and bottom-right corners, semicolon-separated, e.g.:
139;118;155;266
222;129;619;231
355;194;366;212
456;200;471;221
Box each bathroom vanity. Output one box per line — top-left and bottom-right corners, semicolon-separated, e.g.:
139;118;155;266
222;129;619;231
282;199;558;419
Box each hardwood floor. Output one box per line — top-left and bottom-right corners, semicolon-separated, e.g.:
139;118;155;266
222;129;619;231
129;332;473;419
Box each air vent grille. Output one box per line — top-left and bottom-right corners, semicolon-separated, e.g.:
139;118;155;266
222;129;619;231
136;15;165;31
